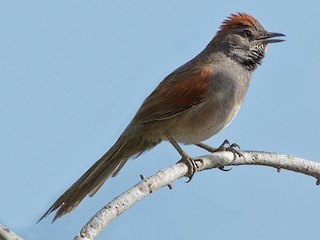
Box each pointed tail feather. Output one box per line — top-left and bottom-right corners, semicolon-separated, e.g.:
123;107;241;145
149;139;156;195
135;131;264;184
38;134;152;222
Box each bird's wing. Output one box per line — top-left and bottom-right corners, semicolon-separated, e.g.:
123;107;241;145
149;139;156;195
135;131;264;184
133;66;212;124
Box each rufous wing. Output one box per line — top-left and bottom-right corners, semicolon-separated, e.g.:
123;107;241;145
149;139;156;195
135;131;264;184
133;67;212;124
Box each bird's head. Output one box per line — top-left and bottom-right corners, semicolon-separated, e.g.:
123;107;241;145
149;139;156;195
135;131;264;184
213;13;285;71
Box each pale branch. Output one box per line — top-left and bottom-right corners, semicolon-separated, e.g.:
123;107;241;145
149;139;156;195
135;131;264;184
74;151;320;240
0;225;23;240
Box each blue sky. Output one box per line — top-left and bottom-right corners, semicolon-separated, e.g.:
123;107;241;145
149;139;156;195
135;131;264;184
1;1;320;239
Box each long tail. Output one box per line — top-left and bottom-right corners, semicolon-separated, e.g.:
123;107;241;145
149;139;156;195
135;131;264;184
39;130;157;222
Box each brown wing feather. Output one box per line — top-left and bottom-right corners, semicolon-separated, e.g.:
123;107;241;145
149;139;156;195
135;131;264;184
133;67;212;124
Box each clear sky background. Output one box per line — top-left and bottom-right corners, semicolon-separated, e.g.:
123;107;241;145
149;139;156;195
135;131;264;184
1;1;320;240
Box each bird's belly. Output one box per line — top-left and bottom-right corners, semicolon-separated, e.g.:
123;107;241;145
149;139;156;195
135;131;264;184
169;101;242;144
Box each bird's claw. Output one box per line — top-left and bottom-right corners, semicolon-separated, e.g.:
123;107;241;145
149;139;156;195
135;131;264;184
218;166;233;172
217;140;243;158
180;157;203;183
195;140;243;166
196;139;243;158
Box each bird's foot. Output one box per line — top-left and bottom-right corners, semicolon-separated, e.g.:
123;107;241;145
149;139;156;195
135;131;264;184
179;157;203;183
217;139;244;158
166;133;203;182
196;139;243;158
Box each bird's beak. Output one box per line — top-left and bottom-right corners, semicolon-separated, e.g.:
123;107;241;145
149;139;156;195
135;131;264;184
259;32;285;44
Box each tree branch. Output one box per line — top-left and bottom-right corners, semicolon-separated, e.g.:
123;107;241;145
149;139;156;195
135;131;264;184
0;225;23;240
74;151;320;240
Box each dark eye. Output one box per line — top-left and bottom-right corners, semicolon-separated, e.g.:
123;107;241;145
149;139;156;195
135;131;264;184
242;30;252;38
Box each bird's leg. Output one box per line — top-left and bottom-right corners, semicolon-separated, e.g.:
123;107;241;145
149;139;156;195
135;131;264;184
196;140;243;157
195;142;219;152
166;134;202;182
195;140;243;171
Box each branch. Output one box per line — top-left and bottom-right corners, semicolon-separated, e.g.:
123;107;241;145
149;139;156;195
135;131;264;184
74;151;320;240
0;225;23;240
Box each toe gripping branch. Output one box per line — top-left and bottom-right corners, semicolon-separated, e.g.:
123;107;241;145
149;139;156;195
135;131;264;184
166;134;203;182
167;134;243;182
195;139;244;171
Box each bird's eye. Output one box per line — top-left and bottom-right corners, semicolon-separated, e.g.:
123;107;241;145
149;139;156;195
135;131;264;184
242;30;252;38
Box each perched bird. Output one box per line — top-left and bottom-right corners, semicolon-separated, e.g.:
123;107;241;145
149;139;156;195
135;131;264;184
40;13;284;222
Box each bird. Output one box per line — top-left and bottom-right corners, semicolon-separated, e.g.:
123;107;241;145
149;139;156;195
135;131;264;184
39;12;284;222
